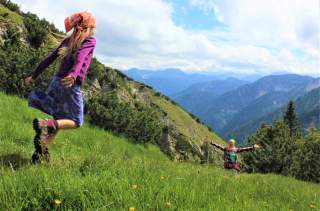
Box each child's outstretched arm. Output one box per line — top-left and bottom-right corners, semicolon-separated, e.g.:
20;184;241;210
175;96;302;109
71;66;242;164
210;142;225;151
30;39;68;80
237;144;260;153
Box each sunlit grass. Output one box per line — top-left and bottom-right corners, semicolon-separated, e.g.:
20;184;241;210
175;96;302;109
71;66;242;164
151;94;224;145
0;5;23;25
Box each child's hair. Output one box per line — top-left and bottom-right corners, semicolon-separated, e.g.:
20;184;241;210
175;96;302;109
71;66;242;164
228;139;236;145
58;27;95;57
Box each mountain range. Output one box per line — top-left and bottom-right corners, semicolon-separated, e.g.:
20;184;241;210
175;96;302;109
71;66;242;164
124;69;320;144
173;78;248;115
124;68;262;97
228;87;320;142
124;68;218;97
131;70;320;143
175;74;320;143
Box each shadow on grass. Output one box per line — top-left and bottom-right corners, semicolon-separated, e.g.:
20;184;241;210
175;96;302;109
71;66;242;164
0;153;30;169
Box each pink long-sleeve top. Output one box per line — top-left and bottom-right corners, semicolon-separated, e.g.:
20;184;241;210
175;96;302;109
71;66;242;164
31;36;96;85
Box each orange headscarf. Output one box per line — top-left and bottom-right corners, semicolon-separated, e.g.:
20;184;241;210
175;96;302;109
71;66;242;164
64;11;96;33
63;12;96;53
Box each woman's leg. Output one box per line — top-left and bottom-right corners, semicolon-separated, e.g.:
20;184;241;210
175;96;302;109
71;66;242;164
56;119;78;129
32;118;79;163
34;119;78;147
45;119;78;145
232;163;241;173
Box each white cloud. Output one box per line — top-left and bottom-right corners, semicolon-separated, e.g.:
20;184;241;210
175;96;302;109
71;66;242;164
13;0;320;75
191;0;320;74
213;0;319;49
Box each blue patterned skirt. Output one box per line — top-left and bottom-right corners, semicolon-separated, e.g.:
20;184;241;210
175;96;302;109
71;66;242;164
28;76;84;126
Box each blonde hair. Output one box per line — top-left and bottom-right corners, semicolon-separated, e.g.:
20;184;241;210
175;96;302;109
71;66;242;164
228;139;236;146
58;27;95;57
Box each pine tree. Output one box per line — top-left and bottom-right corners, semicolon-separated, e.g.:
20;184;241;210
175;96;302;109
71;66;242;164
283;101;301;138
245;120;293;174
291;130;320;183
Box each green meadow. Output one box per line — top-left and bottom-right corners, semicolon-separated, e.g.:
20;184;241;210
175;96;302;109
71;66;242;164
0;92;319;210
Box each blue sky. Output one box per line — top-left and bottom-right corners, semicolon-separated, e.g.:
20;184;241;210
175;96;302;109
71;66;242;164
168;0;224;30
14;0;320;76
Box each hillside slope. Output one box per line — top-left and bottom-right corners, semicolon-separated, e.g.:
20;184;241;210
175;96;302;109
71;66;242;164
0;3;224;162
1;93;320;210
85;69;225;161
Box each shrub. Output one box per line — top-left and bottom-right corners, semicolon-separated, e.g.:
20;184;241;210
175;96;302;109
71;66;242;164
291;131;320;183
0;0;20;13
86;93;163;144
23;12;49;48
0;23;59;97
86;57;106;82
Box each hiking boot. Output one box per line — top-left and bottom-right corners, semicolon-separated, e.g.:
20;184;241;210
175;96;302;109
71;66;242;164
33;118;57;139
32;118;57;163
31;149;50;164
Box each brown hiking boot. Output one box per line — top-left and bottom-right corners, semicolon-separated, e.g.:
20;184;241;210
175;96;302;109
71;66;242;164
32;118;57;164
31;149;50;164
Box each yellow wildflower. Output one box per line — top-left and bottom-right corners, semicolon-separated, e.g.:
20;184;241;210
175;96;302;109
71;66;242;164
132;184;138;189
53;199;62;205
129;207;135;211
165;202;171;208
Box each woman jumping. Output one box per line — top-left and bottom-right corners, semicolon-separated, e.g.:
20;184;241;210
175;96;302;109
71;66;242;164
210;139;260;173
25;12;96;163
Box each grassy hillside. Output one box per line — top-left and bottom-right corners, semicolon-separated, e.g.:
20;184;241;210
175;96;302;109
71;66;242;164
85;67;226;161
0;3;22;24
1;93;320;210
151;95;222;146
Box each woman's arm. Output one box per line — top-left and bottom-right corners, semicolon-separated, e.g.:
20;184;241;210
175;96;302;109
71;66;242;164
210;142;225;151
31;39;68;79
237;144;260;153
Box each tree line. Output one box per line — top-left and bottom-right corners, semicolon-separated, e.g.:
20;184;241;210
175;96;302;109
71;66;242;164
242;101;319;183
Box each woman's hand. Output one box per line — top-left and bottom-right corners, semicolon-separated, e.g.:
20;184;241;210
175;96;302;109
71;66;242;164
254;144;261;149
25;76;34;86
61;75;75;88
